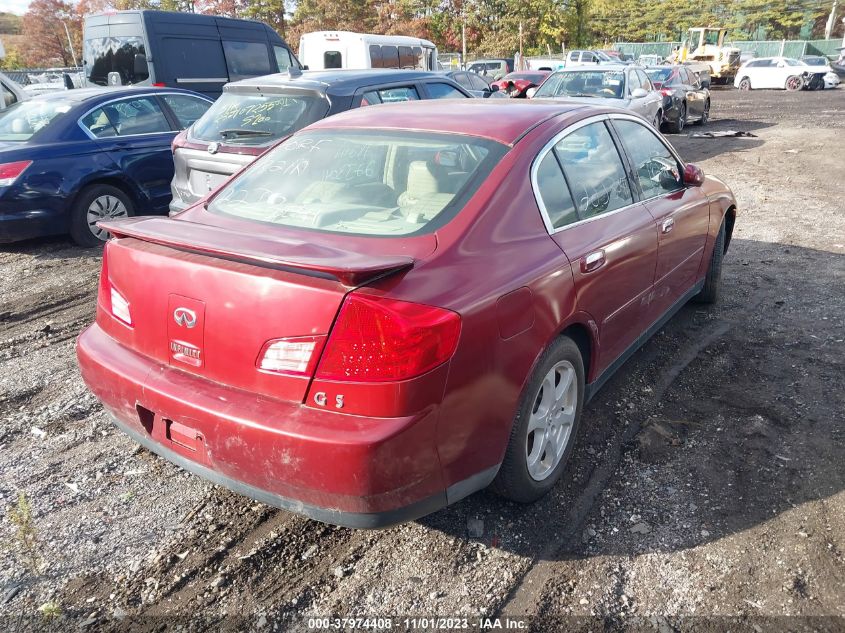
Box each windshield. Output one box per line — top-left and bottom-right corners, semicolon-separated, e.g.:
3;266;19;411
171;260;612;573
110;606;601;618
0;99;73;141
207;130;507;236
503;73;546;82
85;36;149;86
190;92;330;146
534;71;626;99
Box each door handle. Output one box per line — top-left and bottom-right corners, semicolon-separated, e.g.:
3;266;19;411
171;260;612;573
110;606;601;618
661;217;675;234
580;249;606;273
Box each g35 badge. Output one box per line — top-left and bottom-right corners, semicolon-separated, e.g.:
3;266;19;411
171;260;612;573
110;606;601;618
313;392;344;409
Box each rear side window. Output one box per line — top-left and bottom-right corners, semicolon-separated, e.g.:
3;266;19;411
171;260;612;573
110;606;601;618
369;45;382;68
324;51;342;69
535;152;578;229
160;38;227;82
81;97;171;138
190;93;329;146
363;86;419;103
553;122;633;219
468;73;489;91
381;46;400;68
426;83;466;99
208;130;508;236
222;41;273;81
160;94;211;129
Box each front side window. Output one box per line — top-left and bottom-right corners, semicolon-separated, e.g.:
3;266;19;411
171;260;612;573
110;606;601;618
0;99;72;141
636;69;653;91
553;122;633;219
468;73;489;91
190;92;329;146
81;97;170;138
274;46;294;71
208;130;507;236
161;94;212;129
324;51;342;69
614;119;683;198
426;82;466;99
569;51;579;61
85;36;149;86
222;41;273;82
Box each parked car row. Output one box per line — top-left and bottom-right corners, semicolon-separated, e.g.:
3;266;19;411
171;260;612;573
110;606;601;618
734;56;840;91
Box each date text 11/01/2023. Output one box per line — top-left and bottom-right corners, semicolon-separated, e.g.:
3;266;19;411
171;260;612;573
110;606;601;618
306;617;529;630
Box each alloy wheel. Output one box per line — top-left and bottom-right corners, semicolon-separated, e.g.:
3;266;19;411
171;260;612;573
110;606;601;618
525;360;578;481
87;195;128;241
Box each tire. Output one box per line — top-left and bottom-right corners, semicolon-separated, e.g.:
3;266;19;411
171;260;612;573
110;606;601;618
694;100;710;126
666;102;686;133
694;219;726;304
70;184;134;247
652;110;662;130
785;75;803;91
492;336;585;503
738;77;751;91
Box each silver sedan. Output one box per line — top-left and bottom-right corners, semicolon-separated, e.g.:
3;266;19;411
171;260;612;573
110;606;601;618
529;65;664;128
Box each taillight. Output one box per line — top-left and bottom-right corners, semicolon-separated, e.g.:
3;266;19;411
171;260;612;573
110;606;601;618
257;335;325;376
98;246;132;326
172;129;188;152
661;89;674;97
152;82;166;87
316;295;461;382
0;160;32;187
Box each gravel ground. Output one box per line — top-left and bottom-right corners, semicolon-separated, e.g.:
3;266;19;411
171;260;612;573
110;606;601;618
1;88;843;631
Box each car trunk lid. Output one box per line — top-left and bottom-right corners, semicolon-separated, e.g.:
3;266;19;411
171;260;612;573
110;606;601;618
97;217;415;403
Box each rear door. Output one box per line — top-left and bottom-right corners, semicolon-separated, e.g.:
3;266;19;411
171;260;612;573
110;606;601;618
79;95;178;213
679;68;705;120
535;118;658;375
611;116;709;317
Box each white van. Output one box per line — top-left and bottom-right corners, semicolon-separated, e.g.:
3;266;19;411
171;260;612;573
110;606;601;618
299;31;438;71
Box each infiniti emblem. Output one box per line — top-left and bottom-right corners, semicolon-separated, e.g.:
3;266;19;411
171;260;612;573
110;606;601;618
173;307;197;328
207;142;219;154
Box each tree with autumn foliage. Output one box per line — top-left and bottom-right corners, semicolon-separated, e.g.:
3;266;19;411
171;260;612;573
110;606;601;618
19;0;81;67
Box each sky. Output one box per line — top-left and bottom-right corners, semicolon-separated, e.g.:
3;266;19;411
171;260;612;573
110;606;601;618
1;0;34;15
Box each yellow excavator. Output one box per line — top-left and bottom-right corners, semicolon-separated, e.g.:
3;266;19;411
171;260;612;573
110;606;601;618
675;27;742;85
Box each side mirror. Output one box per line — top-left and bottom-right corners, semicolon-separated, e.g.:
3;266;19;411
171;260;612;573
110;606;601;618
133;54;149;78
302;65;309;70
683;163;705;187
63;73;74;90
526;87;538;98
631;87;648;98
490;84;500;92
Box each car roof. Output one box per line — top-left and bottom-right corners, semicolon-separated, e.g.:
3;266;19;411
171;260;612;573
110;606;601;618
303;100;588;146
554;64;631;72
225;69;442;96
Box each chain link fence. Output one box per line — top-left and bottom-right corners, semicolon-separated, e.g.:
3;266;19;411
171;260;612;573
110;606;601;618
614;39;843;61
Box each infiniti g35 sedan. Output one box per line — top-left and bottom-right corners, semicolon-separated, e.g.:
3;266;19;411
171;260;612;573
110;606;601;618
77;101;737;528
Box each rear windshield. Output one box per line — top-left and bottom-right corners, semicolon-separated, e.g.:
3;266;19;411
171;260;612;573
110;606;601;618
190;92;330;146
646;68;673;83
85;36;149;86
0;99;73;141
207;130;507;236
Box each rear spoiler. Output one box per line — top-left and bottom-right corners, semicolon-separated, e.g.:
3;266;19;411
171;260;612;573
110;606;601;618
99;217;413;287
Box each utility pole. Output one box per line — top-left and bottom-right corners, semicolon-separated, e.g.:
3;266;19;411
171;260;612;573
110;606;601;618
62;21;78;67
519;21;523;70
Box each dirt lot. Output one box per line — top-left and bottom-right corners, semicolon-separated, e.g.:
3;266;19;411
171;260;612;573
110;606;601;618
1;88;843;631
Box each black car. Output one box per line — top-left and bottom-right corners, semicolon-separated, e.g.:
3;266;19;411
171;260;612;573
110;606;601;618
646;65;711;133
170;68;473;213
439;70;504;98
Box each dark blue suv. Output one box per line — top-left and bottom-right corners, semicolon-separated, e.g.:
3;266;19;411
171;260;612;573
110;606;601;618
0;87;211;246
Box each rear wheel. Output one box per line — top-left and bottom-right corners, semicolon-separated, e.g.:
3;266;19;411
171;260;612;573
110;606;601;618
70;184;134;247
667;102;686;133
492;336;585;503
785;75;803;91
652;110;662;130
694;219;726;304
738;77;751;91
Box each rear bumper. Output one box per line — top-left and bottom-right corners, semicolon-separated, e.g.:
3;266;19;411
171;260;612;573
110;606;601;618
0;200;65;243
76;323;452;528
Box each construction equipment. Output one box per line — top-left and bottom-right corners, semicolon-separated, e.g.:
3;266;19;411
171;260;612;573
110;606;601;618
678;27;741;84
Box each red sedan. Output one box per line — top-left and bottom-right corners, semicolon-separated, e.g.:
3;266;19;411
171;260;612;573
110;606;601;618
77;101;737;528
492;71;551;97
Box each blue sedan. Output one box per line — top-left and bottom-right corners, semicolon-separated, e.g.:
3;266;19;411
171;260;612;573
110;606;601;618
0;87;212;246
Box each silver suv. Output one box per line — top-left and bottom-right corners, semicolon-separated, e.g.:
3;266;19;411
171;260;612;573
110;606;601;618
169;69;472;215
